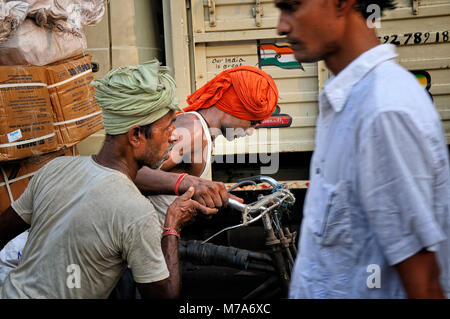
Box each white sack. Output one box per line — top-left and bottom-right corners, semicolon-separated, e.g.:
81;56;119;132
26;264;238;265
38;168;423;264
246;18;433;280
23;0;105;31
0;18;87;66
0;0;29;43
0;231;28;286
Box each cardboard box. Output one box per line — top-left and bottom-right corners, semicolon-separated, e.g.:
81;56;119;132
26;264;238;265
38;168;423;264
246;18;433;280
0;65;59;162
46;55;104;148
0;146;78;214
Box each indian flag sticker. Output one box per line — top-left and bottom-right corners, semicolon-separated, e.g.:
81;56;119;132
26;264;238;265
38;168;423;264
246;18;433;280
258;43;304;70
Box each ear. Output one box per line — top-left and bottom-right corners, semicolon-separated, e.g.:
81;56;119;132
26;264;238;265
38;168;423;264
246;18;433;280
334;0;358;17
127;126;146;149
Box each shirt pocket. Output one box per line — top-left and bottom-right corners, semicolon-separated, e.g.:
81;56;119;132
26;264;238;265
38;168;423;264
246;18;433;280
309;180;353;246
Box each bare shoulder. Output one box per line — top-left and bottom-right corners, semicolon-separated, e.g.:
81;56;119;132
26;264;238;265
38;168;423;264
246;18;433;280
167;112;208;176
174;112;199;127
174;113;205;150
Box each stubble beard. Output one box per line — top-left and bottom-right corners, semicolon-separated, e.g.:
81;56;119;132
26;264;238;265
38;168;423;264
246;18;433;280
153;142;174;170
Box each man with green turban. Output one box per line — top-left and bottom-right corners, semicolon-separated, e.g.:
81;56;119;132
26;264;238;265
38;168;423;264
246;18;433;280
92;59;181;136
94;60;237;205
0;60;233;299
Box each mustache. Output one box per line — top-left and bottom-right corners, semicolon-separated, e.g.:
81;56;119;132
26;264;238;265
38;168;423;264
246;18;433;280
165;142;175;155
154;142;174;170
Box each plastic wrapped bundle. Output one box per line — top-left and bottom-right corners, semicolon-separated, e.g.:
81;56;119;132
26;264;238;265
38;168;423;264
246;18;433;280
24;0;105;31
0;0;29;43
0;18;87;66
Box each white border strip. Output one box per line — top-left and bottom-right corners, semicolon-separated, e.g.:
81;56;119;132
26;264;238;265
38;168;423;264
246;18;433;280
47;69;92;89
0;132;55;148
0;170;36;188
53;110;102;126
0;167;14;203
0;83;47;88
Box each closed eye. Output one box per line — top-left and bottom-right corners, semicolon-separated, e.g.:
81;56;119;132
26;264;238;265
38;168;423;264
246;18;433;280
167;119;176;130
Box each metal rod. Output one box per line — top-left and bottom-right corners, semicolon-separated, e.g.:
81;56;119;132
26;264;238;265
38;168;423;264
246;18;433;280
247;262;276;273
278;227;295;269
243;276;279;299
248;251;273;263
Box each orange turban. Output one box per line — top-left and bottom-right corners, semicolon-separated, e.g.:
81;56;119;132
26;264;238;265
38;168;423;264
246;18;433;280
184;66;278;121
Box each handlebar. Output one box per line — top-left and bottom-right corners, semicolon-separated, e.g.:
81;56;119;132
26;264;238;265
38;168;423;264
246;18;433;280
202;176;295;244
227;198;247;212
226;175;286;213
236;175;280;188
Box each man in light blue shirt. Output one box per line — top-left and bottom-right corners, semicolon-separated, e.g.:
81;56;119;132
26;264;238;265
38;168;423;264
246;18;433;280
275;0;449;298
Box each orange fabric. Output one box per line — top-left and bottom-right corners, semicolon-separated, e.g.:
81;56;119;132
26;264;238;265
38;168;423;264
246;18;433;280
184;66;278;121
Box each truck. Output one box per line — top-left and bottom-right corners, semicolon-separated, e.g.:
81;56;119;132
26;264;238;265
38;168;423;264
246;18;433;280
80;0;450;298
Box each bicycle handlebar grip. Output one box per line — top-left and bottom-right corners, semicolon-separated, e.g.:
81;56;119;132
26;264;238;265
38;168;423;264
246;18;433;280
227;198;247;212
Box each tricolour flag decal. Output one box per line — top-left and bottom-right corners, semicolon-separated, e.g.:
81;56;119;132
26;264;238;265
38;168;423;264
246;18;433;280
410;70;433;101
258;43;304;70
411;70;431;91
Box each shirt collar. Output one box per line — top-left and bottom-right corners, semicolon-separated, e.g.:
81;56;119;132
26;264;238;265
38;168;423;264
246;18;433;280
320;44;398;113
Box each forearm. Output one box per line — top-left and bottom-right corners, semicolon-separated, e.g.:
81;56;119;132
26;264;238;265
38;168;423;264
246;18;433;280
136;167;235;209
135;166;181;195
403;279;444;299
160;235;181;299
135;166;203;197
395;249;445;298
135;232;181;299
138;187;215;299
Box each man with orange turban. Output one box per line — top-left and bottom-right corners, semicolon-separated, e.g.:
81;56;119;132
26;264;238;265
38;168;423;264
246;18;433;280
183;65;278;122
135;65;279;224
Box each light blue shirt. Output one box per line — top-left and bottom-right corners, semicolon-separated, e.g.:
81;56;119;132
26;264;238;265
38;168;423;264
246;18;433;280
289;44;450;299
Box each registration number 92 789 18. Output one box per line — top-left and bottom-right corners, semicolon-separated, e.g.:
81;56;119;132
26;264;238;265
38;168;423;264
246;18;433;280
378;30;449;46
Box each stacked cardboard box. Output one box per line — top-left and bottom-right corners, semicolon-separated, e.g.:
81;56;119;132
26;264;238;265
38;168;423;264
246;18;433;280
0;65;58;162
47;55;103;149
0;58;103;161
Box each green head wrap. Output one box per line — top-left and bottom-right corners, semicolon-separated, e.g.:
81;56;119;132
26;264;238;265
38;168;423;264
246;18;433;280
91;59;182;135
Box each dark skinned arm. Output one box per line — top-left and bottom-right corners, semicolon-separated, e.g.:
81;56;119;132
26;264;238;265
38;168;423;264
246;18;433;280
134;167;188;195
136;187;218;299
394;249;445;298
0;206;30;251
134;166;243;208
136;235;180;299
